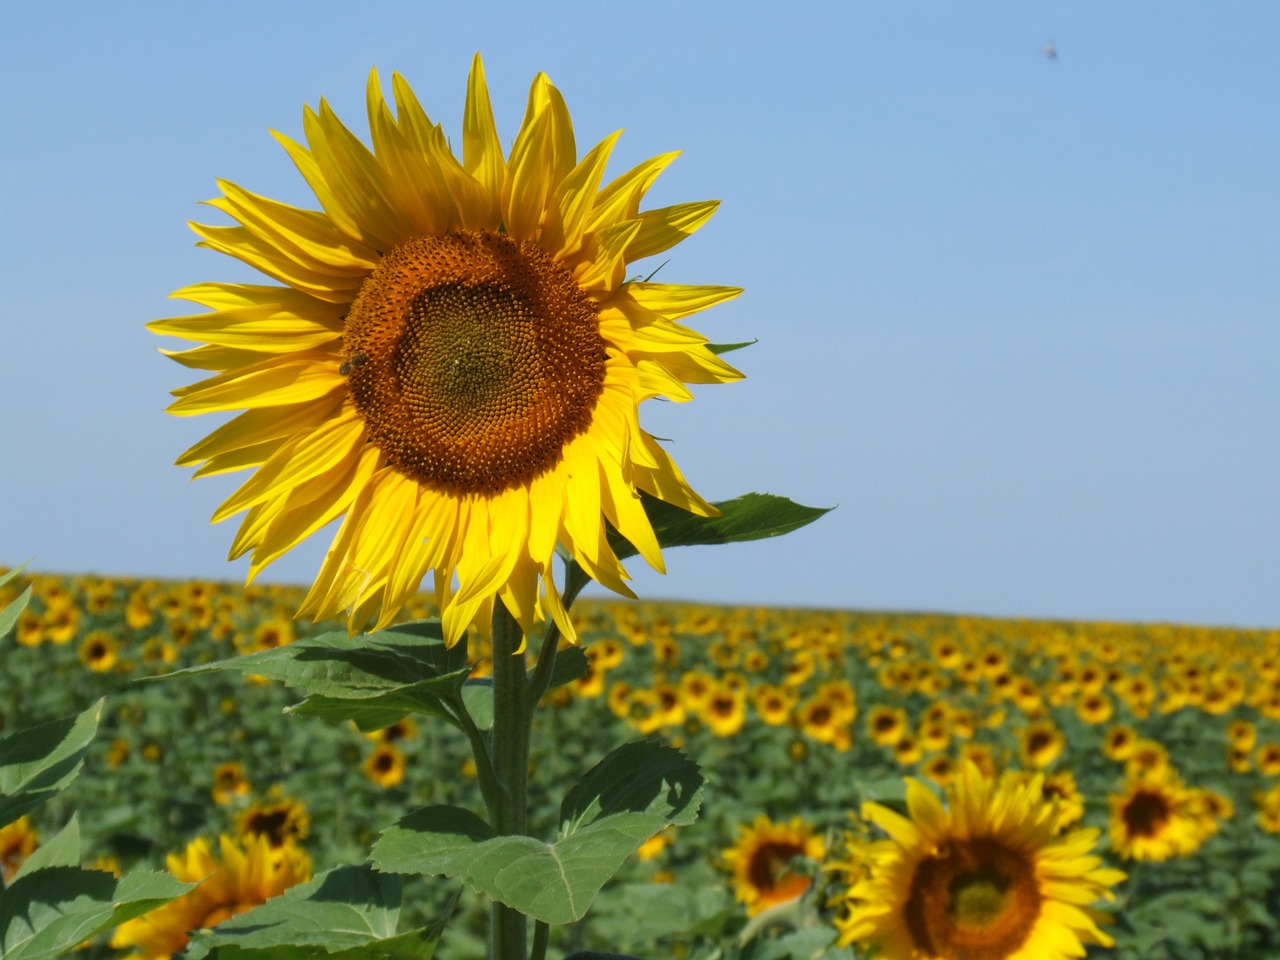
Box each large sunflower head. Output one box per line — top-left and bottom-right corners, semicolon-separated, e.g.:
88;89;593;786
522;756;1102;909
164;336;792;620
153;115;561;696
156;55;742;646
834;762;1125;960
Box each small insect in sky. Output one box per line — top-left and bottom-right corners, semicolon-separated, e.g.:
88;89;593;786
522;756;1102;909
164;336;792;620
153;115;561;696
339;352;368;376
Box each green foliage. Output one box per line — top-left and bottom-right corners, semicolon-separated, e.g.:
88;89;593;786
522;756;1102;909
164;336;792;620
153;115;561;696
373;741;703;925
0;863;191;960
0;701;103;829
610;493;831;564
157;622;474;733
183;865;452;960
0;696;192;960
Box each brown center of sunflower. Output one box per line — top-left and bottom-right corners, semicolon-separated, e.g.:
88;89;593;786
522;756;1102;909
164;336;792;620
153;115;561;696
1027;731;1053;754
747;840;812;904
1122;789;1171;837
904;838;1041;960
343;230;606;495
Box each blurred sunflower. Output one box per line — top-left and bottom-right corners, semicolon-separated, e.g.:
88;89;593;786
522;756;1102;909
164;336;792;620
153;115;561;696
78;630;119;672
155;54;741;646
110;834;311;960
1108;770;1208;862
1018;720;1065;769
363;743;407;788
750;682;796;727
236;798;310;848
365;716;418;743
211;761;251;805
0;815;38;882
870;706;911;752
701;683;748;738
722;815;824;916
833;763;1125;959
636;825;675;862
1101;724;1138;762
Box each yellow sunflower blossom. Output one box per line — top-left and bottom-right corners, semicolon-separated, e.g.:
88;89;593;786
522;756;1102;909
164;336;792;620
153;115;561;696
155;55;741;646
834;762;1125;960
722;815;824;917
235;798;310;848
78;630;120;672
1108;769;1210;862
0;816;38;883
363;742;407;788
110;834;311;960
211;761;251;805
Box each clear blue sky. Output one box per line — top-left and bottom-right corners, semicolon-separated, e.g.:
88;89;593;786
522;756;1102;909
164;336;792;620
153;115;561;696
2;2;1277;627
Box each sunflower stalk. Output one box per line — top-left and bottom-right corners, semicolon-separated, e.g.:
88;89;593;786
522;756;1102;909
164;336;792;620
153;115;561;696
489;600;531;960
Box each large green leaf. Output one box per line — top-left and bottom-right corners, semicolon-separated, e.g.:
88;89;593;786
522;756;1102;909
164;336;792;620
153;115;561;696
0;867;192;960
0;699;103;829
153;623;474;731
183;865;449;960
609;492;830;562
372;741;702;925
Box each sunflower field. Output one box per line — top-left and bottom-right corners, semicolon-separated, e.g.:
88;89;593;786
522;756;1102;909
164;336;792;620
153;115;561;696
4;567;1280;959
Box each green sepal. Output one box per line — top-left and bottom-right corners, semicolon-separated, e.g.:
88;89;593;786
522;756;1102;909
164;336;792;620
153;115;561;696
0;867;193;960
183;865;451;960
610;492;831;563
372;741;702;925
0;699;103;830
152;622;476;733
706;339;757;355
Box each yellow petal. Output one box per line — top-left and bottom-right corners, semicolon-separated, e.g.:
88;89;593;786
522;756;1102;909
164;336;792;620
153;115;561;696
462;53;505;217
211;407;365;522
167;353;344;415
626;200;720;262
550;130;622;257
627;282;742;321
190;222;363;302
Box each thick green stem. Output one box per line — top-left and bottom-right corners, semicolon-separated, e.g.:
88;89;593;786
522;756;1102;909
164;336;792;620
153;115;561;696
489;602;529;960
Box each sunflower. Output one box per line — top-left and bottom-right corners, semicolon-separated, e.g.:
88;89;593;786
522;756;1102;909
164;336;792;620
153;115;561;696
362;743;407;788
78;630;120;672
0;815;38;882
920;754;956;787
750;682;797;726
1257;783;1280;834
833;763;1125;960
1257;741;1280;776
236;798;310;848
722;815;824;916
110;834;311;960
1108;770;1208;862
1101;724;1138;762
1018;720;1065;769
700;682;748;738
154;55;741;646
211;761;251;804
636;825;675;862
867;706;908;746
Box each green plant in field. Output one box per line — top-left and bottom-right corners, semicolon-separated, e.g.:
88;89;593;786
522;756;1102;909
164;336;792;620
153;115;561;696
0;568;193;960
